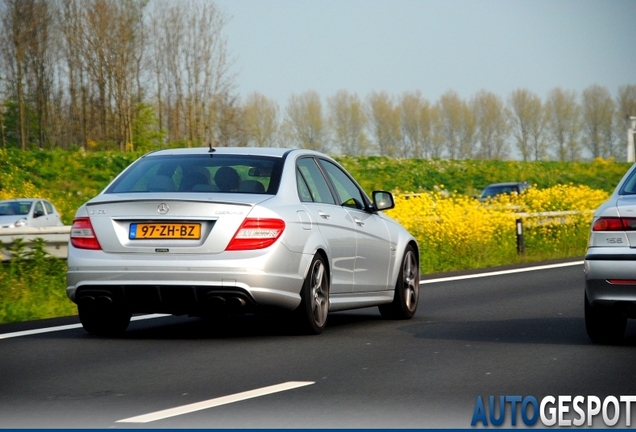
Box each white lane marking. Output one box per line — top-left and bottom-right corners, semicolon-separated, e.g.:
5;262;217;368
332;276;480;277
0;314;169;340
419;260;583;285
116;381;316;423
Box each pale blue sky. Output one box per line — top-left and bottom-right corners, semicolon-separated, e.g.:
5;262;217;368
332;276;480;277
214;0;636;107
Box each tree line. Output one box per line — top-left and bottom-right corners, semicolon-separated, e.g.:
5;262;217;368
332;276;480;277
294;85;636;161
0;0;235;152
1;0;635;161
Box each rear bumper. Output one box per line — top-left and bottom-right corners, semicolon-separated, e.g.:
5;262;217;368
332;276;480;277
585;251;636;315
66;243;310;314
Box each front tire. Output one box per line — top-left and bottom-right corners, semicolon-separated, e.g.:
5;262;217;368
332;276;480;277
379;245;419;319
585;293;626;344
78;303;132;336
295;253;329;335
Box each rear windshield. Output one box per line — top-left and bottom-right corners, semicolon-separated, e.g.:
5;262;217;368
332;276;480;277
105;154;283;195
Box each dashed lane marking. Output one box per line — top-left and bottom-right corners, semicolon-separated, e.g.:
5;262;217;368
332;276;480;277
116;381;316;423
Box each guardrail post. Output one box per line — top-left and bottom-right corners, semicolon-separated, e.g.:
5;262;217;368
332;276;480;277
516;218;525;255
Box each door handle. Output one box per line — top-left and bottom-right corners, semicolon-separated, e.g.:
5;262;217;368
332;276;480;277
354;218;364;227
318;211;330;220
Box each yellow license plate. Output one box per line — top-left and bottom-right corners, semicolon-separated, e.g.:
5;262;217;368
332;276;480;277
129;223;201;239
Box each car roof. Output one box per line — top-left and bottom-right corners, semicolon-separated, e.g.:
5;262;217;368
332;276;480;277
0;198;41;203
483;182;528;188
143;147;299;158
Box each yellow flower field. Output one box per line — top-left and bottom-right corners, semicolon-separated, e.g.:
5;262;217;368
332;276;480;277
386;185;610;274
0;169;611;276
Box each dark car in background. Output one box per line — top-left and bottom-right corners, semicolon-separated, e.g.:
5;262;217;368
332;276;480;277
479;181;530;201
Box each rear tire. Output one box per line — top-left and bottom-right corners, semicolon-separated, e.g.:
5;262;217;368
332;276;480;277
295;254;329;335
78;304;131;336
379;245;419;319
585;293;626;344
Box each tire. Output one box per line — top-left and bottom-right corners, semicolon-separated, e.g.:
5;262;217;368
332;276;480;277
379;245;419;319
585;293;626;344
78;303;132;336
295;253;329;335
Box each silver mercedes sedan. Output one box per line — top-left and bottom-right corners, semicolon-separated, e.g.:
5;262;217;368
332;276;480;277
67;147;420;336
585;162;636;343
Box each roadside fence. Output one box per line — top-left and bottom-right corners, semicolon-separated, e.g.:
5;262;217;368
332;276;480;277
0;226;70;261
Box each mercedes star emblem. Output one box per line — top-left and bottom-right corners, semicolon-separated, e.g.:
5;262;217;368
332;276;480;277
157;203;169;214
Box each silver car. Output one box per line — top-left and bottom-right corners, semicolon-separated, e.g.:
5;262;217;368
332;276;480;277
585;163;636;343
67;147;420;335
0;198;64;228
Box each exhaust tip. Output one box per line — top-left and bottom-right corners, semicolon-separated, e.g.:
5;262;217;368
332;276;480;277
207;295;226;308
96;296;113;306
226;297;247;309
78;296;95;305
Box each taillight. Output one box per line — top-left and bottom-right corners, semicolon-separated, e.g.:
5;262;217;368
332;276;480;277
226;218;285;251
592;217;636;231
70;217;102;250
608;279;636;285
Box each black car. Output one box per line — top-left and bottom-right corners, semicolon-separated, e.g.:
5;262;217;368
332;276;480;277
479;182;530;201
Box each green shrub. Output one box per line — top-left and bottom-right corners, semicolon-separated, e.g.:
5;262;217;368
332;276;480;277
0;239;75;323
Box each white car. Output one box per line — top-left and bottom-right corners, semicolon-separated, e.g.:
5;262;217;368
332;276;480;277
66;147;420;336
0;199;64;228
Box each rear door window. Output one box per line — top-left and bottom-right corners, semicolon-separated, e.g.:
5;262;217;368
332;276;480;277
296;157;336;204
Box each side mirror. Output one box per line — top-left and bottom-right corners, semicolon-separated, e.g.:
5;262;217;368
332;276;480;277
372;191;395;211
34;210;45;218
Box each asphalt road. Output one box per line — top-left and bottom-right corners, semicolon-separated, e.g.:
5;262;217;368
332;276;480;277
1;259;635;428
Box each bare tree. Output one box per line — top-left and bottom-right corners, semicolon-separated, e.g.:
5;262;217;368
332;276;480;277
243;92;279;147
428;105;445;159
148;0;235;147
367;91;401;157
0;0;32;149
617;84;636;117
508;89;546;161
327;90;369;156
150;2;184;142
436;91;475;159
581;84;616;158
26;0;56;149
472;90;510;159
59;0;87;149
545;88;581;161
214;93;246;146
398;91;432;158
284;90;327;152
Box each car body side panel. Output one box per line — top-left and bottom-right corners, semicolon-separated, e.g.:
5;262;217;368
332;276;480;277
300;202;356;294
347;208;392;293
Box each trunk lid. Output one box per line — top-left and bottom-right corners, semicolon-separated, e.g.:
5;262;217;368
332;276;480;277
84;193;269;254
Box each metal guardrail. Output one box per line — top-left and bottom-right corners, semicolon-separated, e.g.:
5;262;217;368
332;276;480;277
0;226;70;261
